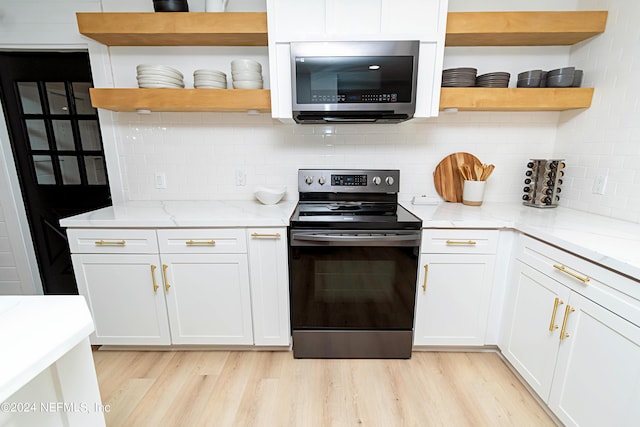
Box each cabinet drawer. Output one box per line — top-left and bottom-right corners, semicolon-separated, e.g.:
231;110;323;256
157;229;247;254
421;229;499;254
516;234;640;327
67;229;158;254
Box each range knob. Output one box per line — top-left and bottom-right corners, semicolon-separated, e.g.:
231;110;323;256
304;176;314;185
372;176;382;185
318;176;326;186
385;176;395;185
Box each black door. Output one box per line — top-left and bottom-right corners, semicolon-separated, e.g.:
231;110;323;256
0;52;111;294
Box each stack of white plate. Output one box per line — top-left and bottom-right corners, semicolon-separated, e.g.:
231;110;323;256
231;59;263;89
136;64;184;88
194;69;227;89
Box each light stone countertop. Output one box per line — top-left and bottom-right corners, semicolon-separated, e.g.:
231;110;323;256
60;200;640;281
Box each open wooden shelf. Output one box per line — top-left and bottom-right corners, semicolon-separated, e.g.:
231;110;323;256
89;88;271;112
446;11;607;46
76;12;268;46
439;88;594;111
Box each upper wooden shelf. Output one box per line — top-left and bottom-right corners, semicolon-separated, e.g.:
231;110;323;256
76;12;268;46
77;11;607;48
89;88;271;113
446;11;607;46
439;88;594;111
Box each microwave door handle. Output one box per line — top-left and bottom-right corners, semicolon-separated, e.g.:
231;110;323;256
292;233;417;243
323;117;377;123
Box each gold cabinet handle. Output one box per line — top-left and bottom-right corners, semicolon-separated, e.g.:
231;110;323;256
559;305;575;341
150;265;159;293
95;239;126;246
162;264;171;293
553;264;590;284
446;240;477;246
251;232;281;239
185;240;215;246
422;264;429;293
548;297;564;331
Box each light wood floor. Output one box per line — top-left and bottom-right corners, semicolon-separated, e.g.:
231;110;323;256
92;350;556;427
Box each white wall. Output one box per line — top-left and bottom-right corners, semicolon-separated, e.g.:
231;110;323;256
555;0;640;222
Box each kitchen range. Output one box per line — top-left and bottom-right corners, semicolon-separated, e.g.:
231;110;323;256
288;169;422;358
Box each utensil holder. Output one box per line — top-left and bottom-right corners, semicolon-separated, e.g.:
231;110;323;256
522;159;565;208
462;180;486;206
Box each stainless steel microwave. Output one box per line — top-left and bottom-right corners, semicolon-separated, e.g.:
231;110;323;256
290;40;420;124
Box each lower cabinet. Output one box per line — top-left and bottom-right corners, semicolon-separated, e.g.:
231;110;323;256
502;235;640;427
413;229;498;346
161;253;253;345
68;227;290;347
71;253;171;345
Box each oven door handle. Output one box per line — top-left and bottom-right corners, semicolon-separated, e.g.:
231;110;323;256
291;232;419;244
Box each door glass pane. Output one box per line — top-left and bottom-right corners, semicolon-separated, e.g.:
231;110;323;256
46;82;69;114
52;120;75;151
17;82;42;114
85;156;107;185
78;120;102;150
59;156;81;185
25;120;49;150
32;155;56;185
72;82;95;115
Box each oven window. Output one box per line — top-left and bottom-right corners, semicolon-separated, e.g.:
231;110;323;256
290;246;418;329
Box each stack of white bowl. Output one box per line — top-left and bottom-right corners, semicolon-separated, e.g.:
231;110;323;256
193;69;227;89
136;64;184;88
231;59;263;89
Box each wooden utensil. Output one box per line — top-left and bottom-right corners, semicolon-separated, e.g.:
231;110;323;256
481;164;495;181
433;152;482;202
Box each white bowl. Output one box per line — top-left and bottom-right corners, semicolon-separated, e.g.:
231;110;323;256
233;80;263;89
254;186;286;205
194;76;227;85
232;71;263;81
194;69;226;77
231;59;262;72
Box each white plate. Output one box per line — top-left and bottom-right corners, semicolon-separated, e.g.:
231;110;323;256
194;69;227;77
137;78;184;87
232;81;263;89
194;85;225;89
136;64;184;79
137;72;184;84
231;71;262;81
138;83;184;88
194;74;226;83
194;81;227;88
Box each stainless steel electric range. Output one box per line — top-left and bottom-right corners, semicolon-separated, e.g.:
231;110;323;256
288;169;422;359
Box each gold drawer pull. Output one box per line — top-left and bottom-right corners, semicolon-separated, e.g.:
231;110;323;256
553;264;590;284
548;297;564;331
559;305;575;341
150;265;159;293
251;233;281;239
185;240;216;246
95;239;126;246
446;240;477;246
422;264;429;293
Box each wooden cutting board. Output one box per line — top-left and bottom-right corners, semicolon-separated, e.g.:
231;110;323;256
433;152;482;202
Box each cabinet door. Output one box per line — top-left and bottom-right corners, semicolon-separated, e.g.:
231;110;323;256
161;253;253;345
501;261;571;401
247;229;290;346
413;253;495;346
549;293;640;427
71;254;171;345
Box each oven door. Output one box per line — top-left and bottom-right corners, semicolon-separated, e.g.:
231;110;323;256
288;229;420;358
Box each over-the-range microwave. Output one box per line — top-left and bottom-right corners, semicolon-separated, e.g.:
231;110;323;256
290;40;419;124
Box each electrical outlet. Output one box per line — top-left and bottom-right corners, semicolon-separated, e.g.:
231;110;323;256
592;175;607;195
155;172;167;189
235;169;246;186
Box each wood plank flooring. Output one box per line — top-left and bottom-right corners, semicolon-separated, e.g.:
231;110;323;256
92;350;556;427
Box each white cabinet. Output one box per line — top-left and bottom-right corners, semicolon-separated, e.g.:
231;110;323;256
266;0;449;120
160;253;253;345
549;292;640;427
413;229;497;346
68;229;171;345
501;234;640;426
247;228;290;346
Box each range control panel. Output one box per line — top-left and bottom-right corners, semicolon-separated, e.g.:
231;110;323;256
298;169;399;193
